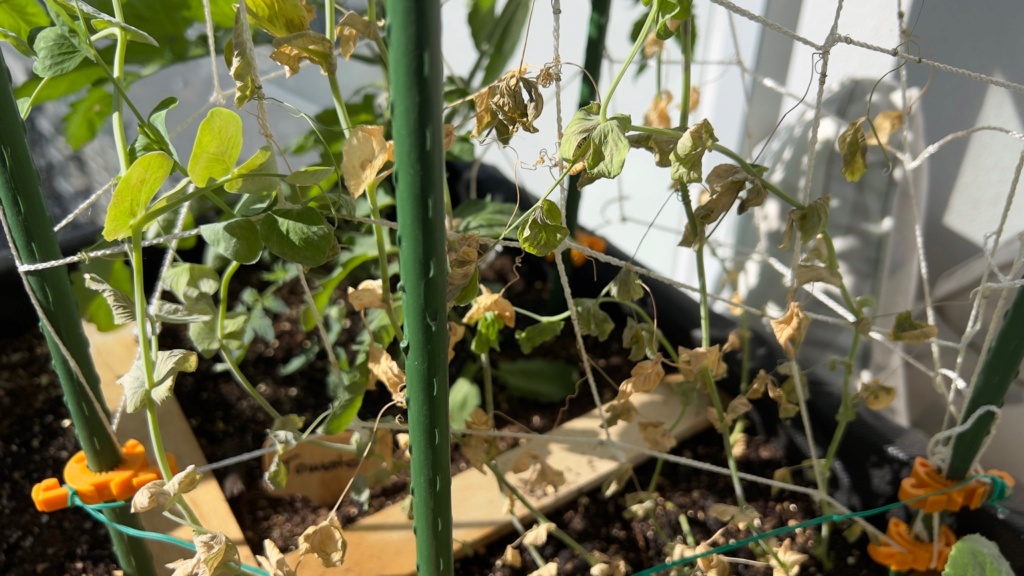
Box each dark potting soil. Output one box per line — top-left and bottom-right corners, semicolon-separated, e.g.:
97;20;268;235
2;252;887;575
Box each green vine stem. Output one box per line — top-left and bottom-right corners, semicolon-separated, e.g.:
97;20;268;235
600;0;659;122
366;181;405;344
325;0;353;134
0;51;156;576
218;261;283;421
480;352;495;417
109;0;130;173
387;1;453;574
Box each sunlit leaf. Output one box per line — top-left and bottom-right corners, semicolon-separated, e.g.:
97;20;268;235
32;26;88;77
515;321;564;354
200;218;264;264
838;118;867;182
189;108;244;187
517;200;569;257
103;152;174;240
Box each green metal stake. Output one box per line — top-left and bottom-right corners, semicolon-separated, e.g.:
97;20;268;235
0;52;155;576
945;281;1024;481
387;2;454;575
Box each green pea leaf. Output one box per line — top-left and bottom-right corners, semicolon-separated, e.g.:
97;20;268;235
449;377;482;430
228;145;279;196
839;118;868;182
467;0;496;53
493;359;578;403
32;26;88;77
161;263;221;301
0;0;50;56
189;107;244;187
51;0;157;45
130;97;179;164
943;535;1013;576
150;349;198;405
515;321;564;354
470;311;504;354
574;298;614;341
517;199;569;257
259;206;337;267
623;317;658;361
586;115;631;180
285;166;334;186
63;85;111;150
200;218;264;264
103;151;174;241
13;63;105;107
610;267;644;302
671;118;717;184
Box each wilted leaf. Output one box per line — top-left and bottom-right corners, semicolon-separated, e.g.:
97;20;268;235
639;420;676;452
619;354;665;396
342;125;392;199
131;479;168;513
838;118;867;182
677;345;727;382
484;70;544;145
623;317;657;362
574;299;614;341
624;492;657;520
888;310;937;343
586;115;632;180
769;538;809;576
335;11;373;60
347;279;384;311
780;196;830;250
169;532;238;576
671;119;717;184
605;398;638;426
270;30;335;77
610;267;644;302
860;379;896;410
165;465;202;497
245;0;313;37
771;302;811;359
627;131;677;168
518;199;569;257
461;408;500;471
297;516;347;568
769;380;800;419
645;90;673;129
230;1;262;108
473;84;498;138
865;110;904;147
739;179;767;214
522;522;555;547
501;545;522;569
448;321;465;361
256;539;296;576
462;285;515;328
558;102;602;164
82;273;134;325
368;345;406;407
707;395;753;433
708;503;759;530
746;370;772;399
795;264;842;288
447;234;480;307
151;349;199;405
771;467;793;497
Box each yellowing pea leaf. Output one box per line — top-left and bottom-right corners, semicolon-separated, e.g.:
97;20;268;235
269;31;336;77
347;279;384;311
368;345;406;407
865;110;904;147
245;0;314;37
795;263;842;288
604;398;638;426
502;545;522;569
838;118;868;182
619;354;665;395
230;1;262;108
771;302;811;359
342;125;392;198
522;522;555;547
769;538;808;576
708;503;759;530
103;152;174;240
335;11;373;60
189;108;244;187
888;310;937;343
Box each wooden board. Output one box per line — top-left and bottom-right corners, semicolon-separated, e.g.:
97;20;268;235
291;381;710;575
88;323;256;569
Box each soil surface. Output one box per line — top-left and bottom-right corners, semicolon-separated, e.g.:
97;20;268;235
2;252;887;575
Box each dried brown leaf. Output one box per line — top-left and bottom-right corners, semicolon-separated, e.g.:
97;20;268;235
341;125;392;199
770;302;811;359
347;279;384;311
769;538;809;576
462;286;515;328
335;12;373;60
604;398;638;426
368;346;406;407
860;379;896;410
639;420;676;452
619;354;665;396
269;31;336;77
297;516;346;568
888;310;937;343
522;522;555;547
645;90;673;130
256;539;296;576
865;109;904;147
447;321;465;362
501;545;522;569
708;503;759;530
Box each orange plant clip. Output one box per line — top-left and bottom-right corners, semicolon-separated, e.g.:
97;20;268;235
31;439;176;513
867;517;957;572
898;456;1015;514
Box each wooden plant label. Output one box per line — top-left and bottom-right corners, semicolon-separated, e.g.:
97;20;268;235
261;431;374;506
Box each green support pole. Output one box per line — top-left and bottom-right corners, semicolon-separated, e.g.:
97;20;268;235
386;2;453;575
0;53;155;576
945;282;1024;481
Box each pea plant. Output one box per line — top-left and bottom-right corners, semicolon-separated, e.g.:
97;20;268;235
2;0;1020;575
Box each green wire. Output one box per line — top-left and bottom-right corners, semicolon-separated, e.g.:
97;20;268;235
65;487;270;576
633;473;1011;576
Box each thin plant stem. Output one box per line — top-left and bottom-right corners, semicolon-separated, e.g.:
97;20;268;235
366;181;405;343
365;0;390;70
217;261;283;421
600;0;660;122
480;352;495;417
109;0;130;173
